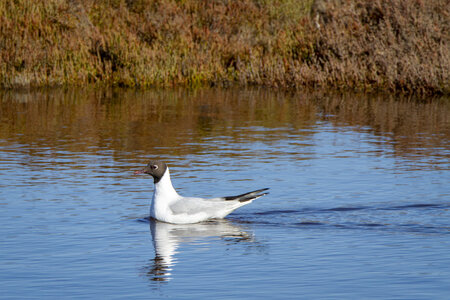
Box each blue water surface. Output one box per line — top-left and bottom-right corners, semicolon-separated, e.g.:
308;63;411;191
0;89;449;299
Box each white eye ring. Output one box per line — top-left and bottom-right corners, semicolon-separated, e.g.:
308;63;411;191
153;165;158;170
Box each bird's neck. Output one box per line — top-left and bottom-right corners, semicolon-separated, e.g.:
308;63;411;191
154;168;179;201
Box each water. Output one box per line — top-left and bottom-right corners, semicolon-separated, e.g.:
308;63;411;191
0;88;449;299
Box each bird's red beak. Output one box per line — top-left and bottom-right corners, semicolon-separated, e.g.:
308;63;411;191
134;169;146;175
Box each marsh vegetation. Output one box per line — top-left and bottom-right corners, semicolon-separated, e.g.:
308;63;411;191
1;0;448;94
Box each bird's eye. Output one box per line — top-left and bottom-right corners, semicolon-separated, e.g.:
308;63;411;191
153;165;158;170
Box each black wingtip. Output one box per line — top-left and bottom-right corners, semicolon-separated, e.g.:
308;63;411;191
247;187;270;194
239;191;269;202
224;188;270;202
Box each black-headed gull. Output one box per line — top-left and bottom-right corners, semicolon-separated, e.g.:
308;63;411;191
134;160;269;224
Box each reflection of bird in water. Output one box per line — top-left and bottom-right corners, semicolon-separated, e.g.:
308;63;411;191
143;218;254;282
134;160;269;224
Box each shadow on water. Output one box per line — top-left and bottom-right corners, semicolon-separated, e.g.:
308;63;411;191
253;202;450;215
232;201;450;234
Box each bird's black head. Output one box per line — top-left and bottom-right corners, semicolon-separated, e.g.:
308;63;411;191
134;160;168;183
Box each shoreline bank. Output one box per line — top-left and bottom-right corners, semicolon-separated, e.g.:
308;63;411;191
1;0;448;95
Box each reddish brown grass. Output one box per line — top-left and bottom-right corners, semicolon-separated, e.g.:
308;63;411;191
0;0;448;94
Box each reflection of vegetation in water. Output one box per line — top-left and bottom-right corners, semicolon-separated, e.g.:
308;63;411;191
0;89;448;162
318;95;450;161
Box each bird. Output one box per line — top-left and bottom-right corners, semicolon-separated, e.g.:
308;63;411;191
134;160;269;224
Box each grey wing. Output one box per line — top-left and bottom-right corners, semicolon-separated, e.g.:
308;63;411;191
169;197;232;216
169;188;270;216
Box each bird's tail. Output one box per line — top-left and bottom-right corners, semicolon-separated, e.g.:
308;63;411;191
223;188;269;202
